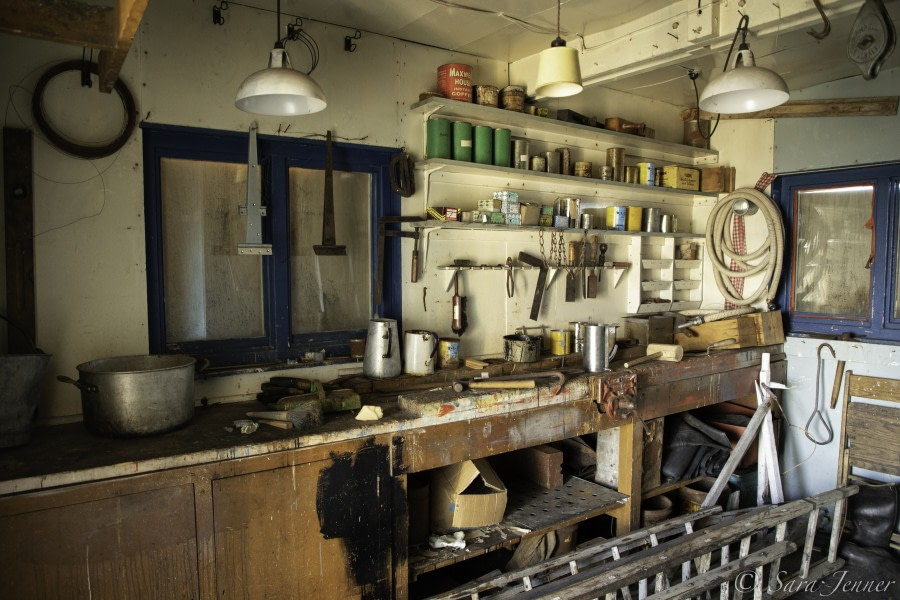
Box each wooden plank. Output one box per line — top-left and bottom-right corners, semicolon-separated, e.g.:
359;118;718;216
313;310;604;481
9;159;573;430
846;402;900;476
846;374;900;403
699;97;899;120
97;0;149;92
3;128;35;353
611;417;642;534
0;0;116;49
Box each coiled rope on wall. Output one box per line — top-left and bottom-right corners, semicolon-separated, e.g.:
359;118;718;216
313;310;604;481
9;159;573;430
705;188;785;307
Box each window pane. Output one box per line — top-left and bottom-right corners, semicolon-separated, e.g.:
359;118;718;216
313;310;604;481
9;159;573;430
896;182;900;320
289;167;371;332
161;158;265;342
793;185;873;317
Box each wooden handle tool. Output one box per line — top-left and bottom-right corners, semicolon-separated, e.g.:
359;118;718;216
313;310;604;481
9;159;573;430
468;380;536;390
647;343;684;361
830;359;846;409
623;352;663;368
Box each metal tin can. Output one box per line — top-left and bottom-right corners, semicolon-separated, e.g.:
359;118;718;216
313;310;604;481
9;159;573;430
581;214;594;229
606;147;625;182
513;138;529;169
599;166;614;180
437;63;473;102
660;214;678;233
500;85;526;112
626;207;643;231
425;118;451;159
636;162;656;185
545;150;561;174
574;161;592;177
625;166;639;184
642;207;661;232
550;329;571;355
473;125;493;164
474;85;499;107
606;206;627;231
452;121;472;162
438;337;460;369
493;128;511;167
569;321;587;353
530;155;546;171
556;147;571;175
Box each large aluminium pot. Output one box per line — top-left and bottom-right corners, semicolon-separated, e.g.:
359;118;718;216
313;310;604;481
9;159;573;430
58;354;197;437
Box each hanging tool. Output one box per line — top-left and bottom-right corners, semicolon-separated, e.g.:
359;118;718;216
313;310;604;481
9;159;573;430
312;131;346;312
597;243;607;280
411;228;420;283
506;257;515;298
374;216;420;305
587;235;598;298
389;150;415;197
238;122;273;255
807;343;836;444
829;333;853;408
451;270;467;335
518;251;548;321
565;240;577;302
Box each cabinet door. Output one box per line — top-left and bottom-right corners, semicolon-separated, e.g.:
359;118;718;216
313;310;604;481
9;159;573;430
212;442;394;599
0;483;199;599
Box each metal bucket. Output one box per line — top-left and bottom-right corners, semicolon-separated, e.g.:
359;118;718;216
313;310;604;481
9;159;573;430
58;354;196;437
503;334;542;363
0;354;51;447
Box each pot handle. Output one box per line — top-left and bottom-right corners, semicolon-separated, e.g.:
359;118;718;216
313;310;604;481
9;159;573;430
57;375;98;393
427;331;439;357
382;325;392;359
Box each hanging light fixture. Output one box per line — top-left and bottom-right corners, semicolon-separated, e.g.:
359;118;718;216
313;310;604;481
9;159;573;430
699;15;789;114
235;0;326;116
534;0;582;98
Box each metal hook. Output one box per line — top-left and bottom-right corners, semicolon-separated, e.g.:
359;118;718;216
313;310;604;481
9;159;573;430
212;0;228;26
817;342;836;360
807;0;831;40
344;29;362;53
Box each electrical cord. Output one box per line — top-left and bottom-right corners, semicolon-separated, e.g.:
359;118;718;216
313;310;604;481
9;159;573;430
705;188;785;307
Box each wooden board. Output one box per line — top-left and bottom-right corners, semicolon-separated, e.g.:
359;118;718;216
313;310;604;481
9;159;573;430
3;128;35;352
698;97;899;120
700;166;736;193
675;311;784;352
847;375;900;403
845;402;900;477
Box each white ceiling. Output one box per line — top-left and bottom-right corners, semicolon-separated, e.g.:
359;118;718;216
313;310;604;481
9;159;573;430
289;0;899;107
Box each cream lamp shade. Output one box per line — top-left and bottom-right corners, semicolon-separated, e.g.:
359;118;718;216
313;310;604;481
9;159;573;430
535;41;583;98
235;48;327;116
699;48;789;114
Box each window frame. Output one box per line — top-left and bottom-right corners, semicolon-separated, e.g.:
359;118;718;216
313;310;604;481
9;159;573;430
141;123;402;368
773;162;900;342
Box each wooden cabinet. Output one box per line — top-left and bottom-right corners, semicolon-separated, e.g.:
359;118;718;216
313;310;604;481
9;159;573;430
0;437;398;600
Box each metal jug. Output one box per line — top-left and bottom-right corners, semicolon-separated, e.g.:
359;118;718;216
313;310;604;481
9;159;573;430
584;324;618;373
363;318;401;379
403;330;438;376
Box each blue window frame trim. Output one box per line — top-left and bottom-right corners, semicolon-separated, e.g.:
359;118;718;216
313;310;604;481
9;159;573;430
141;122;402;367
773;162;900;343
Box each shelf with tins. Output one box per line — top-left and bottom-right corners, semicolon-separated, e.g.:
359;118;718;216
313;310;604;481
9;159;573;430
416;159;719;208
410;97;719;166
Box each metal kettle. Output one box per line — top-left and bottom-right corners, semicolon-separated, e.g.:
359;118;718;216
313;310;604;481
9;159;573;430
363;318;401;379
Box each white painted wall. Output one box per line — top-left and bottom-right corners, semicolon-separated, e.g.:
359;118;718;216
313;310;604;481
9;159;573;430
1;0;687;422
773;67;900;500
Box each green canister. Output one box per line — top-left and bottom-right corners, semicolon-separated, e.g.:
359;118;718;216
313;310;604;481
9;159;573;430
452;121;473;161
426;118;451;159
473;125;493;165
493;128;511;167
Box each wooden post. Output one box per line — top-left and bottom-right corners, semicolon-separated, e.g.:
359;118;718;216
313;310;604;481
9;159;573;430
3;128;35;352
613;416;644;534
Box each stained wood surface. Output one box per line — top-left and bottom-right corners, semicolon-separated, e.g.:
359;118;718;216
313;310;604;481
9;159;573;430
846;402;900;476
3;128;35;352
698;96;899;120
0;483;200;598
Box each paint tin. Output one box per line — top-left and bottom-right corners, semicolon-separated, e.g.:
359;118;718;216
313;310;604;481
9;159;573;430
642;207;661;232
438;337;460;369
556;147;571;175
500;85;526;112
545;150;561;174
574;161;592;177
452;121;473;162
626;207;643;231
493;128;511;167
349;338;366;358
606;147;625;182
513;138;529;169
636;162;656;185
549;329;571;355
474;85;499;107
660;214;678;233
425;117;451;159
599;166;614;180
530;155;546;172
473;125;493;165
437;63;473;102
606;206;627;231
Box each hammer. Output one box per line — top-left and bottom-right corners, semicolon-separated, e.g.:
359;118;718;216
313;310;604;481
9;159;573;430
453;370;568;396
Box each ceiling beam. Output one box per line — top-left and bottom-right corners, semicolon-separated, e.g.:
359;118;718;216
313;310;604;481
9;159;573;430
0;0;117;49
696;97;900;120
98;0;149;92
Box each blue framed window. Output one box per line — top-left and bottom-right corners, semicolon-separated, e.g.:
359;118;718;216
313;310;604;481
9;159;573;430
773;162;900;342
142;123;402;368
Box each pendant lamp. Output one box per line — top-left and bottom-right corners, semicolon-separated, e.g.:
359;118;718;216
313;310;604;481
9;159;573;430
535;0;582;98
235;0;326;116
699;15;789;114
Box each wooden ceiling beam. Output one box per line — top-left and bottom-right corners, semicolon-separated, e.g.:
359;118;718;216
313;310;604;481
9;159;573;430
98;0;149;92
0;0;116;49
696;97;900;120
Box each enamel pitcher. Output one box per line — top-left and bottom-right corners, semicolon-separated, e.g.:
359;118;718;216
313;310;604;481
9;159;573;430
403;330;439;376
363;318;401;379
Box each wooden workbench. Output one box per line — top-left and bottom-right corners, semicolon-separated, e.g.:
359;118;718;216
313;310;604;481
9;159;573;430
0;345;783;599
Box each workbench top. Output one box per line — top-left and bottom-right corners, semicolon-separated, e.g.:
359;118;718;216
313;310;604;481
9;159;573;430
0;346;782;497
